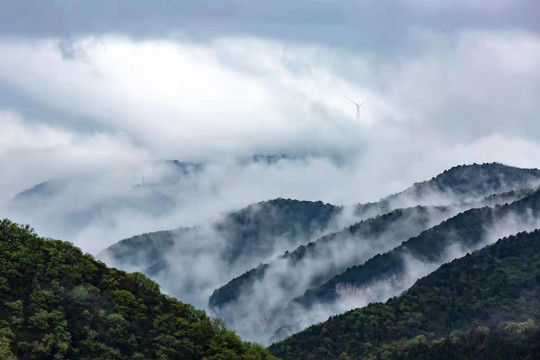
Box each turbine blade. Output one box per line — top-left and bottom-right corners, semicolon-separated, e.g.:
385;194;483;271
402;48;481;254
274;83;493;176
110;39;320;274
343;96;359;106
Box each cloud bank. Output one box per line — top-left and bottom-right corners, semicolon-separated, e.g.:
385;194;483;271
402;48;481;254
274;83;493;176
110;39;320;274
1;26;540;252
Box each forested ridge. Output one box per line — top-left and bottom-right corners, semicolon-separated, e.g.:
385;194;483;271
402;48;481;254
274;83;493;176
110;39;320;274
105;163;540;283
102;198;341;273
294;189;540;308
210;165;539;314
386;163;540;201
0;219;276;360
269;230;540;359
209;206;444;310
255;189;540;343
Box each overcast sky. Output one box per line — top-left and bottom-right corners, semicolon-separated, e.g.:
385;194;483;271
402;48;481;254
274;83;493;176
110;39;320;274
1;0;540;248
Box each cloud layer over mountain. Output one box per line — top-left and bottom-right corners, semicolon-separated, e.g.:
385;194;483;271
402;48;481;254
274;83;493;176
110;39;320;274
1;1;540;252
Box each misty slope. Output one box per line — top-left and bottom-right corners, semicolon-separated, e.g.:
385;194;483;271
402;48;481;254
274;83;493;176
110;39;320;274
269;229;540;360
96;227;195;272
209;206;464;336
208;188;533;344
269;189;540;341
210;190;532;310
100;163;540;332
355;163;540;218
0;219;275;360
102;198;341;272
13;179;68;201
13;180;177;225
12;161;204;203
100;199;343;308
7;160;203;242
210;166;539;303
105;163;540;271
103;163;540;276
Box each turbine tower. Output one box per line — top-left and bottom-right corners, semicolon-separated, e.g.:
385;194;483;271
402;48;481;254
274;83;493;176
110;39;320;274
344;96;365;122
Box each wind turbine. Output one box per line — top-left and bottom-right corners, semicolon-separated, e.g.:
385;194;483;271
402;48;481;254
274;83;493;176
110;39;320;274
344;96;365;122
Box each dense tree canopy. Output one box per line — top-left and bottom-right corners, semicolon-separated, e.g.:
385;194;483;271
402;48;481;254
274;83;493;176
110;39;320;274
0;219;276;360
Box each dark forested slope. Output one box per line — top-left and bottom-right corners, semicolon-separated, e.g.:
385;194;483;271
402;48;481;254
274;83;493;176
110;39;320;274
208;205;463;339
267;189;540;342
0;219;275;360
269;229;540;360
386;163;540;204
104;163;540;277
210;186;532;312
297;189;540;308
214;198;341;265
209;188;535;344
209;206;448;308
355;163;540;217
101;198;341;273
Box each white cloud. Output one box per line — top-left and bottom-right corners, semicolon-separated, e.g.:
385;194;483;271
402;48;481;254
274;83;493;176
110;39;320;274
1;29;540;254
0;36;374;159
0;110;148;204
1;29;538;157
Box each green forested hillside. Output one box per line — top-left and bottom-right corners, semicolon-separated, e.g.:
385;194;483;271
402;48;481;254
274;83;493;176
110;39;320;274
0;219;275;360
269;230;540;359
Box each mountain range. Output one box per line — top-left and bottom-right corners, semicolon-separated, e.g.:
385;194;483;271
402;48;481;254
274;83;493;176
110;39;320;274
4;162;540;358
97;163;540;344
269;189;540;342
209;188;535;343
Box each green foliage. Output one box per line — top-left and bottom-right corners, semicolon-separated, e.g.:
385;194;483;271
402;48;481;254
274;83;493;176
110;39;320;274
270;230;540;359
0;336;17;360
0;219;276;360
128;272;161;295
375;322;540;360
